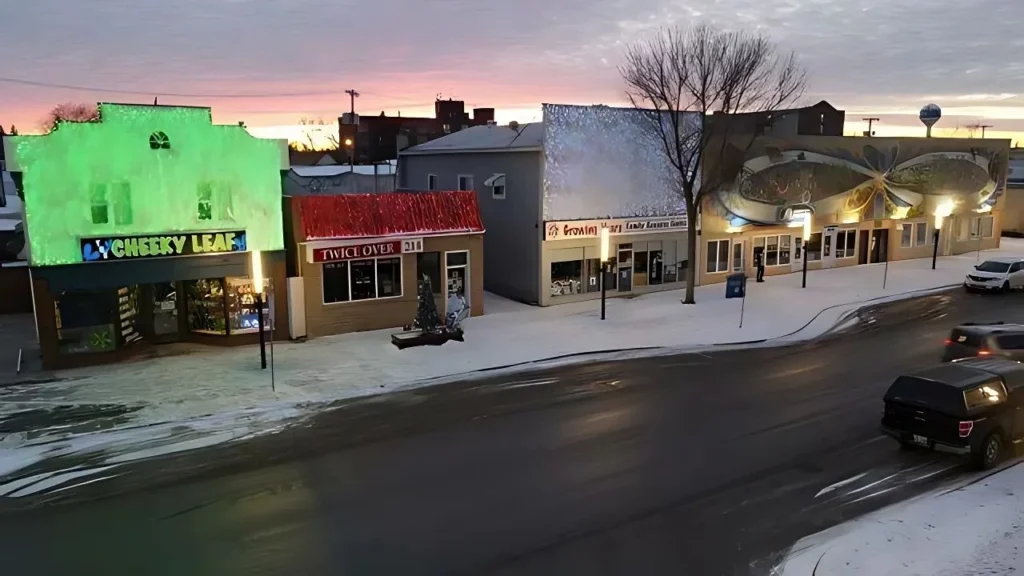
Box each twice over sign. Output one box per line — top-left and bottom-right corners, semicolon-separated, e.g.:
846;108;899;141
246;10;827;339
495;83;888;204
80;230;247;262
312;241;401;263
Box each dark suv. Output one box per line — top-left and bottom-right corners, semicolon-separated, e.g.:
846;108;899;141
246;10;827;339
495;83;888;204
882;357;1024;469
942;322;1024;362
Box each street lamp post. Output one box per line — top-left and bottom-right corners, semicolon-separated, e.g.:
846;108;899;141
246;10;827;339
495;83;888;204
801;217;811;289
600;227;610;320
251;250;267;370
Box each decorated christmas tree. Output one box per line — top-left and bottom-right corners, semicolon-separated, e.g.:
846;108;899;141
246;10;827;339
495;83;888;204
413;275;442;332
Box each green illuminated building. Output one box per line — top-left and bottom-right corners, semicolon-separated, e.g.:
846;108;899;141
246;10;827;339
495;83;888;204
5;103;286;266
2;103;290;369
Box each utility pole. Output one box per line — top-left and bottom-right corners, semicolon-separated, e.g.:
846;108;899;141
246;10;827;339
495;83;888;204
979;124;993;138
344;89;360;176
862;117;880;137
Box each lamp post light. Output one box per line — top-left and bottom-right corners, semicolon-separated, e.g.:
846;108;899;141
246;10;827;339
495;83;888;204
801;216;811;289
600;227;610;320
251;250;267;370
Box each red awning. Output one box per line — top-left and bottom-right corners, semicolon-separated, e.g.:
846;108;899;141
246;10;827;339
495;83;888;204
295;191;485;241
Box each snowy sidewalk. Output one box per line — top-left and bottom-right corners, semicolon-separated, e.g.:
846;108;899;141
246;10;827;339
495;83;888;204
774;462;1024;575
1;241;1022;488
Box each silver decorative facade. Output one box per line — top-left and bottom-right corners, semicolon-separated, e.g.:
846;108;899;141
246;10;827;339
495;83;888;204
541;103;699;221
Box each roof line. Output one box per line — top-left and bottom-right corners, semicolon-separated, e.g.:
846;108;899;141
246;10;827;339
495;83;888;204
400;146;542;156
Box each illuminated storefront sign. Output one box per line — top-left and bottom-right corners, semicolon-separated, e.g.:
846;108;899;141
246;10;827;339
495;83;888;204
544;217;687;241
307;237;424;263
80;230;247;262
312;241;401;263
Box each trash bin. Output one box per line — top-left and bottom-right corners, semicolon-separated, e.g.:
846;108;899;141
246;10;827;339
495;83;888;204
725;273;746;299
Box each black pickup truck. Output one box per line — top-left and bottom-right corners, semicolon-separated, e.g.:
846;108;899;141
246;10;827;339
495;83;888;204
882;357;1024;469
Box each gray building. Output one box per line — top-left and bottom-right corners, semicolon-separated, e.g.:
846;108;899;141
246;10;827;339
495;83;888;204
283;162;397;196
399;104;696;306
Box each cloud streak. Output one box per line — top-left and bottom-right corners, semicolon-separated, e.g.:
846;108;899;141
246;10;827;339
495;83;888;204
1;0;1022;137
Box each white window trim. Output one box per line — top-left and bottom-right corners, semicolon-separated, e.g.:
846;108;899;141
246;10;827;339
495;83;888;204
969;216;982;239
457;174;474;192
835;229;857;259
900;223;913;248
427;174;437;191
444;250;471;310
980;215;995;239
912;221;928;247
321;256;405;306
753;234;793;267
731;240;745;273
485;173;506;199
706;239;730;274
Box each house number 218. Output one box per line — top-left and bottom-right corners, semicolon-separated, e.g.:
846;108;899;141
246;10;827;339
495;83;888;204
402;239;423;253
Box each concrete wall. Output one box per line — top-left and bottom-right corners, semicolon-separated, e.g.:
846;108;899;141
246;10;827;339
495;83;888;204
399;151;542;303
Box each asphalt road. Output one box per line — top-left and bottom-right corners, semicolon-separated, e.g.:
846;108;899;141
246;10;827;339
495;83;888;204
3;289;1024;576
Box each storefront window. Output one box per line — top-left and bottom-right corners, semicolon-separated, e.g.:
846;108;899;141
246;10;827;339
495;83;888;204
117;285;142;346
322;257;404;304
584;257;602;293
551;260;583;297
416;252;442;294
350;260;377;300
323;261;350;303
806;233;823;261
226;277;272;334
186;279;227;334
55;289;117;354
664;240;678;283
376;257;402;298
648;241;663;285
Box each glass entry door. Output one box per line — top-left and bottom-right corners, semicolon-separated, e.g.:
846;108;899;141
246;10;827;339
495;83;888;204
152;282;179;338
445;251;469;313
617;245;633;292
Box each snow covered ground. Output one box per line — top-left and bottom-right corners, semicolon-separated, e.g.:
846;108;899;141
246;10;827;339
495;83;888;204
774;462;1024;575
1;242;1022;492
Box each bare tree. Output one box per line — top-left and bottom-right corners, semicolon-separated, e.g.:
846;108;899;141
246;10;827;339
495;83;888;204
621;24;806;304
298;117;340;151
43;102;100;133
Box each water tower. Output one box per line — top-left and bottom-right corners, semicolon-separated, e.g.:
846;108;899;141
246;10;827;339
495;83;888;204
919;104;942;138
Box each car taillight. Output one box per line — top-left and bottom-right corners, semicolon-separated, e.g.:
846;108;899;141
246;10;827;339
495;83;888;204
959;421;974;437
944;339;952;345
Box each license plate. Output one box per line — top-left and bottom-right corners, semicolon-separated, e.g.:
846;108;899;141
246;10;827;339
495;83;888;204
913;434;929;446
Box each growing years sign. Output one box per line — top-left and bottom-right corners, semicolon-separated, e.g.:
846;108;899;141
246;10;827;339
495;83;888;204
80;230;248;262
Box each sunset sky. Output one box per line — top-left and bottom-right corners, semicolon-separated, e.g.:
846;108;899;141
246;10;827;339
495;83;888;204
3;0;1023;148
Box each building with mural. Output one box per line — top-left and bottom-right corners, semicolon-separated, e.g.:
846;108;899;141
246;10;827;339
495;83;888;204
399;104;698;306
698;135;1010;286
3;103;289;368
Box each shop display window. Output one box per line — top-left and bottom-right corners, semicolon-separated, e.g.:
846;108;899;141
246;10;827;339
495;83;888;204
186;279;227;334
55;289;117;354
416;252;442;294
350;260;377;300
550;260;583;297
322;257;404;304
227;277;272;334
323;261;350;303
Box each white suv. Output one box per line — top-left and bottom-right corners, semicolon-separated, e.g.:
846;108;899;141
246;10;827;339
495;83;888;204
965;258;1024;293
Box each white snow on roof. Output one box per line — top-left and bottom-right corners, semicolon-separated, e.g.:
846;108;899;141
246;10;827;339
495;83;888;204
291;162;397;177
402;123;544;154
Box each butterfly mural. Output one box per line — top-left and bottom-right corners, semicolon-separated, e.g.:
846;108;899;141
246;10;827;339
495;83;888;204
712;139;1008;226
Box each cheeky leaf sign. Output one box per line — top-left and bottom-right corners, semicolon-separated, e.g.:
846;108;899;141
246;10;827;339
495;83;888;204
80;230;247;262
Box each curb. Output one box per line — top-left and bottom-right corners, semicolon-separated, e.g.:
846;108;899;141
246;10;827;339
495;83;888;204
402;284;964;388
